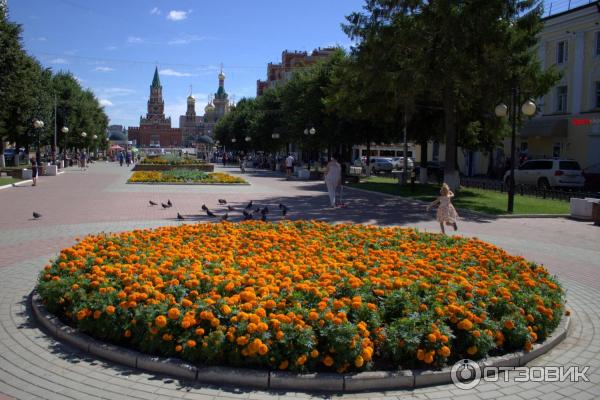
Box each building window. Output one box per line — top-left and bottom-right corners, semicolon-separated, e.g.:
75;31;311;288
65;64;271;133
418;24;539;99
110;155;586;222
596;81;600;109
553;143;561;158
556;86;568;112
556;41;568;64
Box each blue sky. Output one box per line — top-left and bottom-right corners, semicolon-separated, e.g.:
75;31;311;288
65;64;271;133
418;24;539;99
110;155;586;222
9;0;364;128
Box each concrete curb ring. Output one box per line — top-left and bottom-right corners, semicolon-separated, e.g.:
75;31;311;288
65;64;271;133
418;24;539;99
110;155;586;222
31;291;570;393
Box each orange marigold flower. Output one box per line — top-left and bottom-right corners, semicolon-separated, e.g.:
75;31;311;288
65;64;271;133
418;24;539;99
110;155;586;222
155;315;167;328
323;356;334;367
167;307;180;320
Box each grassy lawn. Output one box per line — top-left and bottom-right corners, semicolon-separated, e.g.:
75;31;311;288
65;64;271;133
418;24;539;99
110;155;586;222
0;177;22;186
347;176;570;215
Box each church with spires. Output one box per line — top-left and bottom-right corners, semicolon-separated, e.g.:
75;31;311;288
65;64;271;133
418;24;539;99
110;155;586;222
128;67;232;149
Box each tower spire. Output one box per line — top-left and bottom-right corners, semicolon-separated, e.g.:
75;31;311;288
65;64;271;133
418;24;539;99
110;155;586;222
152;66;161;88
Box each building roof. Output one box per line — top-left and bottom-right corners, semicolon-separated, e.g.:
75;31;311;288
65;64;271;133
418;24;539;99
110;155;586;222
197;135;214;144
108;131;126;141
152;67;161;88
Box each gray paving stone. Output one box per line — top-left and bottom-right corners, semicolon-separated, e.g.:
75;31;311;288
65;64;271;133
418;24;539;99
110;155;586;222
1;163;600;399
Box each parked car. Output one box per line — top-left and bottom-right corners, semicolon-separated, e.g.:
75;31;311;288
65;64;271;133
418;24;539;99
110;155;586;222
583;162;600;191
391;157;414;170
368;157;394;173
504;159;584;189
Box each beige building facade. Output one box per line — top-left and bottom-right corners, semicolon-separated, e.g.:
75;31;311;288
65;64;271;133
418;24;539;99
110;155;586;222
518;3;600;169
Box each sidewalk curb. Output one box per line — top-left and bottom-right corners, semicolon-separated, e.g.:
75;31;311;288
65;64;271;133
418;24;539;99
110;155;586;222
343;185;570;220
31;291;570;393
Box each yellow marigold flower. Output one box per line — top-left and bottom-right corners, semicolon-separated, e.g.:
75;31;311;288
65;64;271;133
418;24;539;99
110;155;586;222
354;355;364;368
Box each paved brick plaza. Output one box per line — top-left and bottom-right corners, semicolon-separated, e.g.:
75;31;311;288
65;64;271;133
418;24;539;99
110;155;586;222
0;162;598;400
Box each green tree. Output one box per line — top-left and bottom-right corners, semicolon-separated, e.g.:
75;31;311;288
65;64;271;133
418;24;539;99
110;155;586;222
343;0;558;189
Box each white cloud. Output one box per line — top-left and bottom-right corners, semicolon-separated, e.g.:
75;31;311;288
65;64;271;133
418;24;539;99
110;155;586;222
159;68;195;77
35;37;47;41
99;99;114;107
127;36;144;44
150;7;160;15
74;76;84;84
166;10;188;21
168;34;208;45
106;45;118;51
94;66;115;72
50;58;69;64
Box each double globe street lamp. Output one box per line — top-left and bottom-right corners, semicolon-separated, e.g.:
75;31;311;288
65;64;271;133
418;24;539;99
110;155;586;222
303;126;316;170
33;119;44;162
495;97;536;213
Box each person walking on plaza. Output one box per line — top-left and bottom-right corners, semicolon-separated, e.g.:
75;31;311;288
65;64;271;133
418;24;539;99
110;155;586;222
118;151;124;167
324;156;342;208
30;158;38;186
222;153;228;166
126;151;131;167
426;182;459;235
79;151;87;171
285;154;294;179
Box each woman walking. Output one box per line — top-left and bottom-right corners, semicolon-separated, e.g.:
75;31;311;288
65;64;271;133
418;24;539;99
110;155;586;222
30;158;38;186
324;157;342;208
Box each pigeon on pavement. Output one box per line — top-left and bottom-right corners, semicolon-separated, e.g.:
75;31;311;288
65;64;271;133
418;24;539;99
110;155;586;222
177;212;185;220
33;212;42;219
260;206;269;215
218;199;227;205
201;204;208;211
243;210;253;220
149;200;158;206
206;209;216;217
245;200;253;209
227;205;235;211
167;199;173;207
161;203;169;209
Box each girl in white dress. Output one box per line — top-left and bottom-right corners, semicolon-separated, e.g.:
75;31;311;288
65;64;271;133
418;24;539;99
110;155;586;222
427;183;458;234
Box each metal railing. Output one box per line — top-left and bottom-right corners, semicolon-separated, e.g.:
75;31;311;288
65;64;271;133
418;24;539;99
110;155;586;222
460;177;600;202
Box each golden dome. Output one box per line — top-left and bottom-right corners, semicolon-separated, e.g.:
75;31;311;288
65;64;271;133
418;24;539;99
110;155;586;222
204;102;215;113
218;71;225;80
187;94;195;102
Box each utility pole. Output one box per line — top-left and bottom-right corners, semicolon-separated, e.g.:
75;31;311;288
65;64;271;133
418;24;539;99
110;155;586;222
53;93;57;164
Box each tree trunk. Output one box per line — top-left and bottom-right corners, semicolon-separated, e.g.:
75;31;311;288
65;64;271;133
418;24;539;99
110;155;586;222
443;86;460;190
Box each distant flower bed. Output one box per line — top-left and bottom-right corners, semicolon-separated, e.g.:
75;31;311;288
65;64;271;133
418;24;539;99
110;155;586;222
141;156;206;166
37;222;563;373
128;170;246;184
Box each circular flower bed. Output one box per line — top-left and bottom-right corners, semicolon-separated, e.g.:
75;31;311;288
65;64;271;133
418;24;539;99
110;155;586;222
37;221;563;373
128;171;247;184
140;156;208;165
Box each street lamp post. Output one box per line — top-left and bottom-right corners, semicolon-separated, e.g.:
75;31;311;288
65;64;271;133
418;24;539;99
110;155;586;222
33;119;44;162
61;127;69;162
495;93;536;213
303;126;316;170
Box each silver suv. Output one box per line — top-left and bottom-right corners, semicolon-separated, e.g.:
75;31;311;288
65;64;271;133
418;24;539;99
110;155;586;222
504;159;584;189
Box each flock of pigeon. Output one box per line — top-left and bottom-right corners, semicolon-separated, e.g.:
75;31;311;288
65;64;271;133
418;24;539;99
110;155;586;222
148;198;289;222
31;198;290;222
